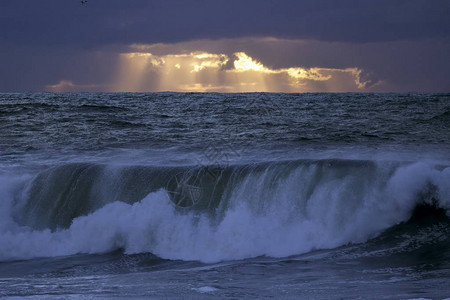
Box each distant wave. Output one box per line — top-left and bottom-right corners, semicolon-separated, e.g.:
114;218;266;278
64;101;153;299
1;159;449;262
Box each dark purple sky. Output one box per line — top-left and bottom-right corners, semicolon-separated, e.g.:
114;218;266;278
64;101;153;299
1;0;449;92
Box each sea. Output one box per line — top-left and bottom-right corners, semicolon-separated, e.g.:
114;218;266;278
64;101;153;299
0;92;449;299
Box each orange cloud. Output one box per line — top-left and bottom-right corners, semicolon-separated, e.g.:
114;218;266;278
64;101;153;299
46;38;383;92
113;48;373;92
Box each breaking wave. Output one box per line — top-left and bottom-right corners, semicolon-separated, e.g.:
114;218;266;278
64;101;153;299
0;159;449;263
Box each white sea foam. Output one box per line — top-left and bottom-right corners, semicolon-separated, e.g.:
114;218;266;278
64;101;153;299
0;162;448;263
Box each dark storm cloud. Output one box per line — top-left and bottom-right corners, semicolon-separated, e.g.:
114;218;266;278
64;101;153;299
1;0;449;92
1;0;449;48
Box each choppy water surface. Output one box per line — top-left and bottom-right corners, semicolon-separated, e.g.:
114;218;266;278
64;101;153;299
0;93;449;299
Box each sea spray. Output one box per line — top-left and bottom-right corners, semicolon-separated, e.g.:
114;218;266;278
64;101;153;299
1;160;448;263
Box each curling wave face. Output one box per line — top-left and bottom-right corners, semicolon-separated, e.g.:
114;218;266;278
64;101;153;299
1;158;449;263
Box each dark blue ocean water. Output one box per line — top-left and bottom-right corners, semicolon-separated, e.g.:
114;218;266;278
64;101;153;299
0;93;449;298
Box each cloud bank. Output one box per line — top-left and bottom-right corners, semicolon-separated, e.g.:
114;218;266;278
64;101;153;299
1;1;449;92
111;47;374;92
2;0;449;47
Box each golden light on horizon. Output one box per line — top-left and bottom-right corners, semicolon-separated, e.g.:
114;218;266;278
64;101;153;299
43;38;384;93
111;46;372;93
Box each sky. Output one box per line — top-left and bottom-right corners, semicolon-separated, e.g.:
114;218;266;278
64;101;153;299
1;0;449;93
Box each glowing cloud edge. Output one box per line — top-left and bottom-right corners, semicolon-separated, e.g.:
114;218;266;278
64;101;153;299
113;50;373;92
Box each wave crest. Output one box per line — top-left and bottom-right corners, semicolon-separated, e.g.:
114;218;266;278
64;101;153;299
1;159;449;262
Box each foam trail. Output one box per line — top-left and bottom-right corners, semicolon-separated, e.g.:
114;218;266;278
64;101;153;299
0;162;449;263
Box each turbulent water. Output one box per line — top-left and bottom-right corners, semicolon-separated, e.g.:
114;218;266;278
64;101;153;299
0;92;449;299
